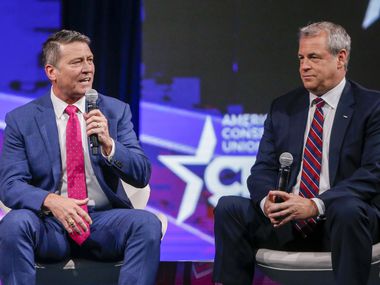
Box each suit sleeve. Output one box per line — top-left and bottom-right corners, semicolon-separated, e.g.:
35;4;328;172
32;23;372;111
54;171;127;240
104;103;151;188
247;102;279;205
0;113;50;212
320;101;380;209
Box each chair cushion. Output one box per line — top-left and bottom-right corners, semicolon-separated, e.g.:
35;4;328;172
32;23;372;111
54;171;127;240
256;242;380;271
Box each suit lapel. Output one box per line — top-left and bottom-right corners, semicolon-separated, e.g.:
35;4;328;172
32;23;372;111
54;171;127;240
35;95;62;186
288;90;309;188
329;81;354;185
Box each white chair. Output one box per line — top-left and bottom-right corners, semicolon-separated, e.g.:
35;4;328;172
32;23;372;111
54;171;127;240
0;182;168;285
255;243;380;285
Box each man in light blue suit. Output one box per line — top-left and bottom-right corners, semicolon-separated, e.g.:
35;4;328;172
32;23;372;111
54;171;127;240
0;30;161;285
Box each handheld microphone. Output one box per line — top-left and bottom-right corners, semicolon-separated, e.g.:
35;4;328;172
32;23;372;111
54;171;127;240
275;152;293;203
85;89;99;155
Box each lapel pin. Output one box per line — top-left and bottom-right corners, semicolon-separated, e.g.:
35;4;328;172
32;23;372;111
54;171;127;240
343;115;348;119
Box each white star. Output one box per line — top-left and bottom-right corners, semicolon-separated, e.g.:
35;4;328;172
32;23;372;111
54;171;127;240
363;0;380;29
158;116;216;223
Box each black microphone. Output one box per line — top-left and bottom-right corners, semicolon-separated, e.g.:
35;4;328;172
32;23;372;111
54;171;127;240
85;89;99;155
275;152;293;203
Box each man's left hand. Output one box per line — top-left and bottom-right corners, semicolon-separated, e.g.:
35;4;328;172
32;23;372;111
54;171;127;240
84;109;113;155
266;190;319;227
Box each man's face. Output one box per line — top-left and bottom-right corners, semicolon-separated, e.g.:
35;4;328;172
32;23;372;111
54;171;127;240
298;32;346;96
45;41;94;102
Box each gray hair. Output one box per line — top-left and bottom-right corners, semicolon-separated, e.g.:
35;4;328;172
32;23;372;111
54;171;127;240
42;29;91;66
299;21;351;69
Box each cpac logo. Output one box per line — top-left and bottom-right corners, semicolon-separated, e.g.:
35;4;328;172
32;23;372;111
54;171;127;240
158;117;253;223
363;0;380;29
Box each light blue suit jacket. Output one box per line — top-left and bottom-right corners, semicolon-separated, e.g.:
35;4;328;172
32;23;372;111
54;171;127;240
0;93;151;213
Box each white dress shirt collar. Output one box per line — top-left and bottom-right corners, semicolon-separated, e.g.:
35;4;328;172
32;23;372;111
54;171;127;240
309;78;346;110
50;89;86;119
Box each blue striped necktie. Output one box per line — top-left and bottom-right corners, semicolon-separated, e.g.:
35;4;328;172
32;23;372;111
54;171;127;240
295;97;325;237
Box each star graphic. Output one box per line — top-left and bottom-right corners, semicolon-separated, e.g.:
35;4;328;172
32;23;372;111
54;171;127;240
158;116;216;223
363;0;380;29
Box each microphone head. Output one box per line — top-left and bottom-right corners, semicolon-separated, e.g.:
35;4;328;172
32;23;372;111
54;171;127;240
85;89;98;103
279;152;293;167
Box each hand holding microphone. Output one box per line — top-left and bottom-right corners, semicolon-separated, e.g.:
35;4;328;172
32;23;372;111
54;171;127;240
264;152;293;219
266;152;318;226
85;89;113;155
275;152;293;203
264;152;293;225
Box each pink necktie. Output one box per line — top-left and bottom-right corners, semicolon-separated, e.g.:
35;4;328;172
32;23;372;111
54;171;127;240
65;105;90;245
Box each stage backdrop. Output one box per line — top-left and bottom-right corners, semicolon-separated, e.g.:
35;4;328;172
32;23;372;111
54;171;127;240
0;0;61;152
1;0;380;263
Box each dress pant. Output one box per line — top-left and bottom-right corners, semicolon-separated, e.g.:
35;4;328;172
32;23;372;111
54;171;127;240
0;208;161;285
213;196;380;285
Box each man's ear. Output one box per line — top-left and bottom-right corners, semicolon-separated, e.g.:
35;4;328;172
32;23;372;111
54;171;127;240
337;49;348;70
45;64;57;81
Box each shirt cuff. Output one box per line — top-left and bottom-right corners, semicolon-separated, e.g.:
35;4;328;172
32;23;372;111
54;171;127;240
311;197;325;216
260;197;267;216
101;138;115;162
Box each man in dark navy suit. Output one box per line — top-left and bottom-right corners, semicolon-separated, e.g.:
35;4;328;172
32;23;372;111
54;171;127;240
213;21;380;285
0;30;161;285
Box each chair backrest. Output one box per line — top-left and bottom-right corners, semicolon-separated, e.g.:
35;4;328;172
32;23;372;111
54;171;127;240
121;181;150;209
0;200;10;218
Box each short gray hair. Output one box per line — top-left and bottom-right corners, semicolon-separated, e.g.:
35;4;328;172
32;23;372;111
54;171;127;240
42;29;91;66
299;21;351;68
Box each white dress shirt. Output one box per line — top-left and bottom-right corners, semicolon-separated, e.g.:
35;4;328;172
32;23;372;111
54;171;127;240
260;78;346;215
51;91;113;210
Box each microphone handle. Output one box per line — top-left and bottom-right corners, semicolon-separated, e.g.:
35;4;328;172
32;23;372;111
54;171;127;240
278;166;290;191
87;103;99;155
275;166;290;203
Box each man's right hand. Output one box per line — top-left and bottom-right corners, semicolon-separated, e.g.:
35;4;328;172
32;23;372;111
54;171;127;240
264;190;295;226
264;191;285;226
43;193;92;235
264;190;319;227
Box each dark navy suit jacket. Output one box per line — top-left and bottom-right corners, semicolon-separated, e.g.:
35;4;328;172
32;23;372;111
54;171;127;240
0;93;151;213
248;80;380;211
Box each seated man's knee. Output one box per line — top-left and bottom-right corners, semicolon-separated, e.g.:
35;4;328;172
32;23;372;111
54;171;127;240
214;196;255;231
0;209;38;241
326;197;368;225
214;196;246;219
131;210;162;241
